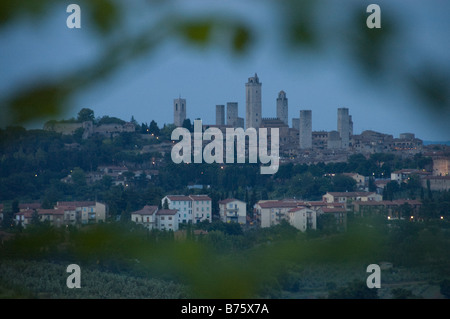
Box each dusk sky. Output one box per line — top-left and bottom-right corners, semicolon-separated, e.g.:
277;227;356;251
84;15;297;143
1;0;449;141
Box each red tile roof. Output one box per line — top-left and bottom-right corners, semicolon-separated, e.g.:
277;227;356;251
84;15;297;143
325;192;377;197
57;201;96;207
166;195;192;201
218;198;244;204
38;208;64;215
156;209;178;216
189;195;212;201
132;205;158;215
320;207;347;213
19;203;41;210
256;200;302;209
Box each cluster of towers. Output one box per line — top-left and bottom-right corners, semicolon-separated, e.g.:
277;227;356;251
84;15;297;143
173;73;354;150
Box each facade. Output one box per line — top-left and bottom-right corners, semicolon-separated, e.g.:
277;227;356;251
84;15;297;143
322;192;382;204
216;105;225;126
156;209;179;231
174;97;186;127
299;110;312;149
254;200;317;232
161;194;212;224
130;206;178;231
337;107;350;149
433;157;449;176
44;120;135;139
218;198;247;224
245;73;262;129
226;102;244;127
288;207;317;232
276;90;288;126
292;118;300;131
131;205;158;229
421;176;450;191
14;201;106;228
56;201;107;224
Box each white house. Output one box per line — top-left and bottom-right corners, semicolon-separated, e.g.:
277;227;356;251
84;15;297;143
288;207;316;232
131;205;158;230
56;201;107;224
254;200;317;232
322;192;382;204
155;209;179;231
161;195;212;224
218;198;247;224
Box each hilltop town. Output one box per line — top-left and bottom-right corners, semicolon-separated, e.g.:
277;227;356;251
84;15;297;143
1;74;450;300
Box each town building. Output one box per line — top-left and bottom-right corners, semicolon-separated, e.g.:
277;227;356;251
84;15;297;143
218;198;247;224
254;200;317;231
245;73;262;129
161;194;212;224
14;201;106;228
322;192;382;204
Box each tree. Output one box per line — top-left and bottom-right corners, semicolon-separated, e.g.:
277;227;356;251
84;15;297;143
163;198;169;209
149;120;160;135
182;119;193;132
328;280;379;299
440;279;450;299
71;167;86;187
77;108;95;122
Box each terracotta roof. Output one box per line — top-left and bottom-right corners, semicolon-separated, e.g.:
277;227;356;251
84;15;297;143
325;192;377;197
189;195;212;201
19;203;41;210
288;207;309;212
15;210;34;218
256;200;302;209
57;201;96;207
320;207;347;213
166;195;192;201
218;198;245;204
38;208;64;215
132;205;158;215
156;209;178;216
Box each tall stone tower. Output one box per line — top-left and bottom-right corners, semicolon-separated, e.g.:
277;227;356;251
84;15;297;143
337;107;350;149
174;97;186;127
245;73;262;129
276;90;288;126
216;105;225;126
292;118;300;131
227;102;238;126
299;110;312;149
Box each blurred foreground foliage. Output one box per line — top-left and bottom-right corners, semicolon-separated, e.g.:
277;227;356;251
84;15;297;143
0;0;449;130
2;216;450;298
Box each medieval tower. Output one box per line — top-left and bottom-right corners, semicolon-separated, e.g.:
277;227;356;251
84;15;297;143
245;73;262;129
216;105;225;126
174;97;186;127
337;107;350;149
276;90;288;126
299;110;312;149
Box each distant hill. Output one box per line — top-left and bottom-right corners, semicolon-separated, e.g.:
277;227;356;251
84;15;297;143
424;141;450;146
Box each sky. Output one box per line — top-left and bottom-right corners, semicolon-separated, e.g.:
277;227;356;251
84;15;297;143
1;0;449;141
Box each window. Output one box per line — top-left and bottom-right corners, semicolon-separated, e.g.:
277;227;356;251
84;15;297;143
169;217;172;220
147;217;150;222
161;217;165;220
